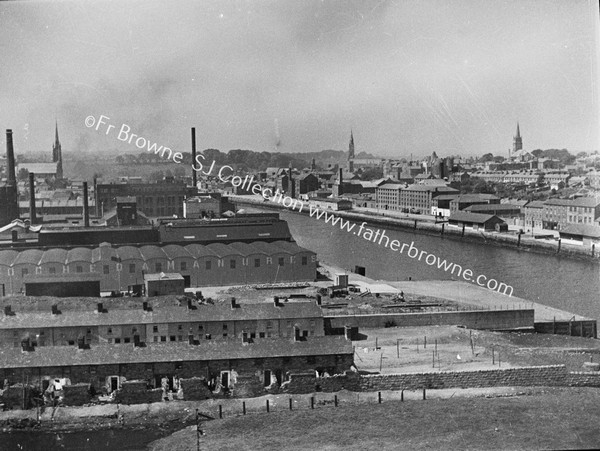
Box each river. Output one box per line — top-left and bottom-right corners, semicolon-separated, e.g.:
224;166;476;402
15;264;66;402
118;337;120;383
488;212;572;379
272;210;600;321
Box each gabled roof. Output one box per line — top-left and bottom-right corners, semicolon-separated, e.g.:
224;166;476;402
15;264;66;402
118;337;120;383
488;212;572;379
449;212;503;224
0;336;352;369
560;225;600;239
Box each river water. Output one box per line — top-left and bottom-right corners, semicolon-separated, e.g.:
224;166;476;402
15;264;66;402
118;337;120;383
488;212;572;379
274;210;600;321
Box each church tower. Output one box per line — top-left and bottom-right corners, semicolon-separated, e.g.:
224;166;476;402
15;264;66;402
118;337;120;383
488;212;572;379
52;121;63;179
513;123;523;153
348;130;355;172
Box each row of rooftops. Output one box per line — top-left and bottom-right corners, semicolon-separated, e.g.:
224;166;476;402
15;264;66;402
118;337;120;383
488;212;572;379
0;240;312;267
0;336;353;369
0;300;323;329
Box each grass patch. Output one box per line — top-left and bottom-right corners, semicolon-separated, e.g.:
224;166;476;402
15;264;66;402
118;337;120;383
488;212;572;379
150;388;600;451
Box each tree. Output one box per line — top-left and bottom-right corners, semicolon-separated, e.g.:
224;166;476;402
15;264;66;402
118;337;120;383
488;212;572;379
536;173;546;187
479;153;494;163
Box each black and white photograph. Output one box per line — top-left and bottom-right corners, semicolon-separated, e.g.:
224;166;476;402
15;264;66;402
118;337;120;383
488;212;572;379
0;0;599;449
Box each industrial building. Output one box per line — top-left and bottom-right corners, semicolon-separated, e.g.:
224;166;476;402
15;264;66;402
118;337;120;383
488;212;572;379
0;240;317;294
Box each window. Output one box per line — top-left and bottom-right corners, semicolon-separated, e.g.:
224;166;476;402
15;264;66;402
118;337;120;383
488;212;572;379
259;332;265;338
49;267;56;274
129;264;135;273
68;340;75;346
124;337;131;343
302;256;308;266
114;338;121;344
170;336;176;342
223;324;228;330
76;266;83;273
180;262;187;271
278;257;284;266
205;334;211;340
21;268;28;277
222;333;228;338
153;336;158;342
178;324;183;331
198;325;204;331
254;259;260;267
132;327;137;334
161;336;167;342
230;259;236;269
107;328;112;335
266;321;273;329
178;335;183;341
155;263;162;272
205;260;212;270
103;265;110;274
153;326;158;333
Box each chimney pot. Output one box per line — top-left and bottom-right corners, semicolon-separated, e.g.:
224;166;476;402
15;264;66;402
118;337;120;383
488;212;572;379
4;305;14;316
51;304;59;315
274;296;281;307
316;294;322;306
188;334;194;345
230;297;237;309
97;302;104;313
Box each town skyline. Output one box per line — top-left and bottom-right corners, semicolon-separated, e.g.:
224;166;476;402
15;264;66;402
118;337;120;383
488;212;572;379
0;0;598;158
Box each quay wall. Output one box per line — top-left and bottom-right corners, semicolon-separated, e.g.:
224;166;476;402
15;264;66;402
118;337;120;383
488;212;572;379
232;198;600;262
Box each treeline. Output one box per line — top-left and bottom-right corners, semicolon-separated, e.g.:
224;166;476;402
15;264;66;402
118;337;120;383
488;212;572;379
113;148;377;171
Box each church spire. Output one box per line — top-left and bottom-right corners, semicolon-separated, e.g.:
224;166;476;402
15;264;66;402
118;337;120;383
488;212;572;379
52;121;63;179
513;122;523;153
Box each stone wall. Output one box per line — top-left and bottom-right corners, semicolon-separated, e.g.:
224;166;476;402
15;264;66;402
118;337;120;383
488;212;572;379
180;377;212;400
326;309;535;331
62;383;91;406
285;365;599;393
115;380;163;404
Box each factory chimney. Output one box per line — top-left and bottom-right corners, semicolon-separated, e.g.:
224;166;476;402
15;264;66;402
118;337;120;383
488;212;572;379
83;181;90;227
28;172;36;225
191;127;197;189
6;129;16;186
338;168;344;196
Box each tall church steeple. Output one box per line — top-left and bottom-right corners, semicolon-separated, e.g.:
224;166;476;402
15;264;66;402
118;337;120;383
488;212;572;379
513;122;523;153
52;121;63;179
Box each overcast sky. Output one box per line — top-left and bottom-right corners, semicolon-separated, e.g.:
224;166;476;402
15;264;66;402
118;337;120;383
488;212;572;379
0;0;598;159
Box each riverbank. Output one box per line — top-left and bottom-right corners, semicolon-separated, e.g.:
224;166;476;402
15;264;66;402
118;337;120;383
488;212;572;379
230;195;600;263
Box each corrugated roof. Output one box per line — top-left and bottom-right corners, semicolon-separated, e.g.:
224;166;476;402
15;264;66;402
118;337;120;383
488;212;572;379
205;242;243;258
39;248;69;265
0;250;19;267
161;244;192;259
139;245;168;261
116;246;143;261
66;247;93;264
0;336;352;369
449;212;500;223
13;249;44;266
560;225;600;239
184;243;219;258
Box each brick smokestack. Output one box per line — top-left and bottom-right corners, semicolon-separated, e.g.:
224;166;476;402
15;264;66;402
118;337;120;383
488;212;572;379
338;168;343;196
83;181;90;227
289;166;295;198
191;127;197;188
28;172;36;224
6;129;16;186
